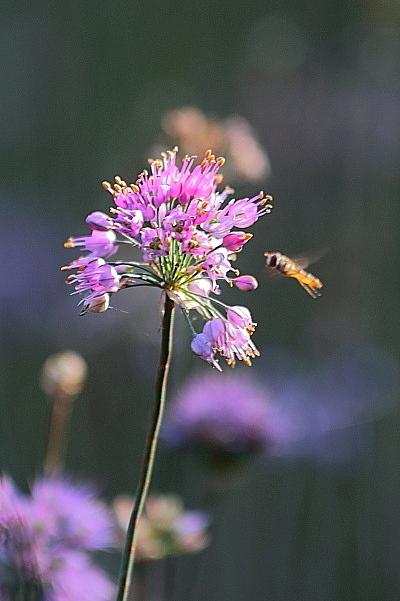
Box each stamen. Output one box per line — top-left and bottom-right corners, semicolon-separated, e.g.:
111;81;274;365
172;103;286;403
259;193;273;213
101;181;112;192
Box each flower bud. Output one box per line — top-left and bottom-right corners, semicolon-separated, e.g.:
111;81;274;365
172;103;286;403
80;293;110;315
222;232;252;252
85;211;114;231
191;333;212;358
41;351;88;397
233;275;258;291
87;293;110;314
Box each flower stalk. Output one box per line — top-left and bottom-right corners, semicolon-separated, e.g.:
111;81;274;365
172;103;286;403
41;351;88;475
62;148;274;594
116;293;175;601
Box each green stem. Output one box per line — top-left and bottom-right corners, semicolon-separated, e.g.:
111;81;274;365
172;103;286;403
116;293;175;601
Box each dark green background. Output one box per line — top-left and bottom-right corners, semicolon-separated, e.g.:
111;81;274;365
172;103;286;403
1;0;400;599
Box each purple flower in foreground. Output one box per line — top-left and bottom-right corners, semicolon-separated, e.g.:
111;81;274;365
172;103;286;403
45;550;114;601
162;372;272;472
63;148;272;368
0;475;115;601
28;478;115;551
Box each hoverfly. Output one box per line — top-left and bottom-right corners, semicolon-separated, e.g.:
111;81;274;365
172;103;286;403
264;252;323;298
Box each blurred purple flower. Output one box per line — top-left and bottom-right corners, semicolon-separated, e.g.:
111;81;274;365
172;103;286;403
256;345;400;467
0;475;115;601
0;475;27;516
163;372;272;462
45;549;115;601
28;478;115;551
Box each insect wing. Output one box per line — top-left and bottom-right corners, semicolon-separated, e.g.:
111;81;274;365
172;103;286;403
290;245;328;269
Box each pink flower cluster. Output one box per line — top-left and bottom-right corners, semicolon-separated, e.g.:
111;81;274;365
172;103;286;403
0;475;115;601
63;148;272;368
190;306;259;369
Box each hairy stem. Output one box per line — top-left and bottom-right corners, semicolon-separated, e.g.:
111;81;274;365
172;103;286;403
116;293;175;601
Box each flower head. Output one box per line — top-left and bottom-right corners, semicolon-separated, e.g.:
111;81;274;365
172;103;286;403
0;475;115;601
162;371;272;469
63;148;272;368
28;477;115;551
112;494;210;561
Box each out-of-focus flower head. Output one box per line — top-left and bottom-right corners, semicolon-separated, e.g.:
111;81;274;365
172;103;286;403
162;371;272;473
41;351;88;399
0;476;43;600
63;148;273;369
0;474;115;601
28;478;115;551
155;106;271;184
262;345;400;468
112;494;210;561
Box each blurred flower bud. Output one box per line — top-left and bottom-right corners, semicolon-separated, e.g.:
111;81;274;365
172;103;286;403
41;350;88;398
